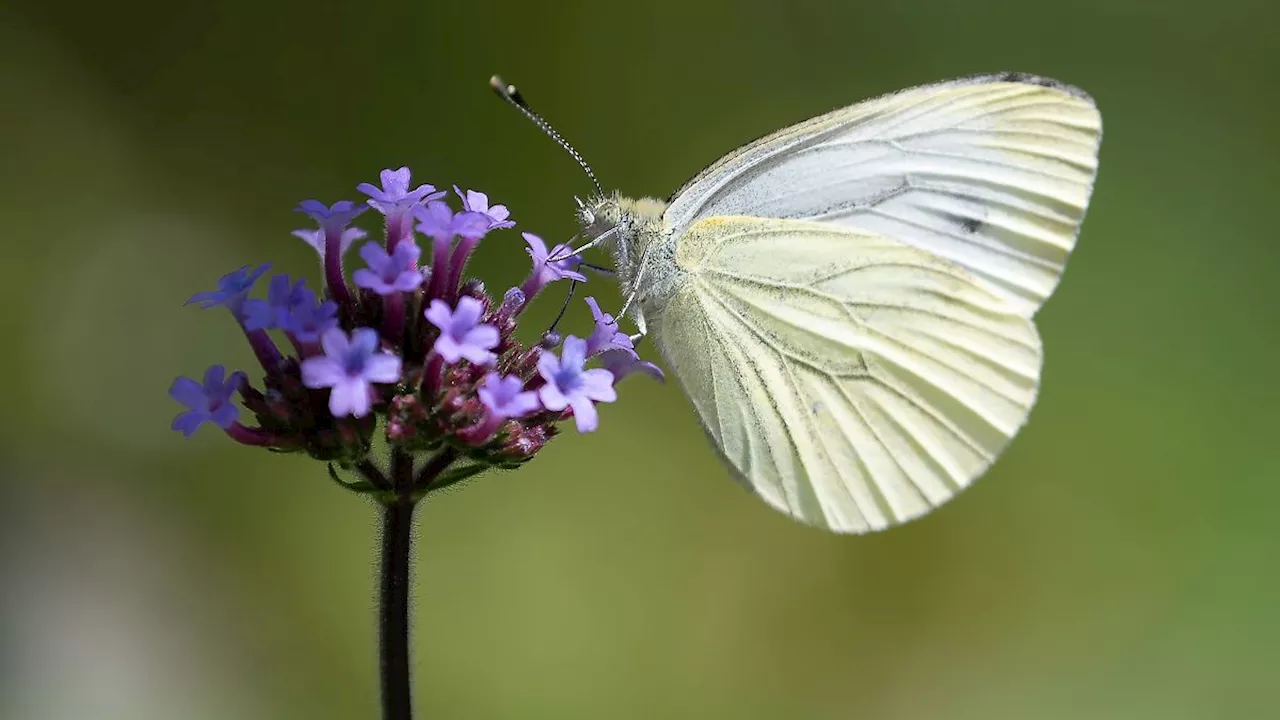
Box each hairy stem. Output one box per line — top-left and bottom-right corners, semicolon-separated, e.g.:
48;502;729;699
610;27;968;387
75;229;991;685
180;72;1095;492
378;494;414;720
378;448;416;720
376;448;456;720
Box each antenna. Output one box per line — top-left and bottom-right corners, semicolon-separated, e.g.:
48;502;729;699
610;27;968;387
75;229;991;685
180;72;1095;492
490;75;603;196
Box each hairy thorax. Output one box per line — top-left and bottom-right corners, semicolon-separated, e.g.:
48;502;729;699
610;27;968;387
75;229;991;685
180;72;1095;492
578;193;686;319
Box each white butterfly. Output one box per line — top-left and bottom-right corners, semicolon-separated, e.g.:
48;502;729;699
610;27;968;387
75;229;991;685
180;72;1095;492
496;73;1102;533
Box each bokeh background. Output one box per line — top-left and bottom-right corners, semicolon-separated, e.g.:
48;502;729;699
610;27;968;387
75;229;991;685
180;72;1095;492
2;0;1277;718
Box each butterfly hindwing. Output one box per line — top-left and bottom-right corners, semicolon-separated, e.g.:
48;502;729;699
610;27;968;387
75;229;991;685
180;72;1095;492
650;216;1042;533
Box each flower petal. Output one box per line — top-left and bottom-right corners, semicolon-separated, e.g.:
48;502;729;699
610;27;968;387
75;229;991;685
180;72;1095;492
328;378;368;416
293;228;324;253
464;324;499;351
538;384;569;412
568;396;599;433
459;346;497;366
454;296;484;327
580;368;618;402
424;299;452;330
523;233;548;263
349;328;380;358
171;411;205;438
359;241;390;274
365;353;402;383
210;402;239;429
433;335;462;363
352;268;386;292
168;376;206;410
202;365;227;395
560;336;587;369
536;351;561;382
301;356;343;389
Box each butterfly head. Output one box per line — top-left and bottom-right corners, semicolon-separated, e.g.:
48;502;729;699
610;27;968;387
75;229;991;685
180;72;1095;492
575;192;624;241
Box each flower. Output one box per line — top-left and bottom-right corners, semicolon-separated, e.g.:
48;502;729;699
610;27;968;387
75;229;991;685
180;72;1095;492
170;365;246;437
425;297;499;365
583;297;635;357
176;164;653;478
292;226;367;262
520;232;586;300
301;328;402;417
598;347;665;384
478;373;541;419
185;263;271;315
414;200;458;242
296;199;369;305
454;186;515;229
242;274;309;331
414;200;493;242
358;167;445;216
281;288;339;342
294;199;368;234
451;211;494;241
352;240;424;295
537;336;617;433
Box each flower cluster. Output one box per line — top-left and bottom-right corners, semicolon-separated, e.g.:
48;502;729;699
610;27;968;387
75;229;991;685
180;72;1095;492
170;167;661;495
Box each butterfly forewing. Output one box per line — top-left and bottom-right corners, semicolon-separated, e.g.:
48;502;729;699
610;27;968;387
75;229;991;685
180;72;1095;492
650;217;1042;533
662;75;1102;317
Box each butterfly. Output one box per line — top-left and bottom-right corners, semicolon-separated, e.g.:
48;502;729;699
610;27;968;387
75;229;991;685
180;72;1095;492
495;73;1102;533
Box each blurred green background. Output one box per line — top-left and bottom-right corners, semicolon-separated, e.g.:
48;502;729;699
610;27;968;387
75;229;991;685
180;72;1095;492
2;0;1277;718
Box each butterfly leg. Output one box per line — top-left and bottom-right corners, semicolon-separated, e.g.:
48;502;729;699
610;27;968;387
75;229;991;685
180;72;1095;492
618;243;651;343
629;314;647;345
545;278;579;335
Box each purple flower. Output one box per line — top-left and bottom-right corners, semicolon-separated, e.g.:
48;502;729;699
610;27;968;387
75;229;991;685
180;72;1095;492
454;186;515;229
295;199;368;234
452;210;494;241
281;288;339;342
537;335;617;433
296;199;369;305
599;347;665;384
358;167;445;216
414;200;493;242
242;274;309;331
301;328;402;417
414;200;458;242
583;297;635;357
352;240;424;295
185;263;271;316
169;365;245;437
425;297;499;365
520;233;587;300
292;226;367;263
478;373;541;420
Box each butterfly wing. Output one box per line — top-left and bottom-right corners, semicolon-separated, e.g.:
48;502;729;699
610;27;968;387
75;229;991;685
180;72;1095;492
663;74;1101;317
651;216;1041;533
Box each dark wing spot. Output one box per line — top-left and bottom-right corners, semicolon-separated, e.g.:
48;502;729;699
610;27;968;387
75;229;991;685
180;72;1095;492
960;216;982;234
971;72;1093;102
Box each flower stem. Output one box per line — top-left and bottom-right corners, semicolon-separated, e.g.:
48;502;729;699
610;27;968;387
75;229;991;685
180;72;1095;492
446;236;480;300
378;494;415;720
427;237;452;301
324;229;353;306
384;293;406;345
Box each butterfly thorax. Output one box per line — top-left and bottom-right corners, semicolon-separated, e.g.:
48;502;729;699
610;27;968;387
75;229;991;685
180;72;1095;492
579;193;681;314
